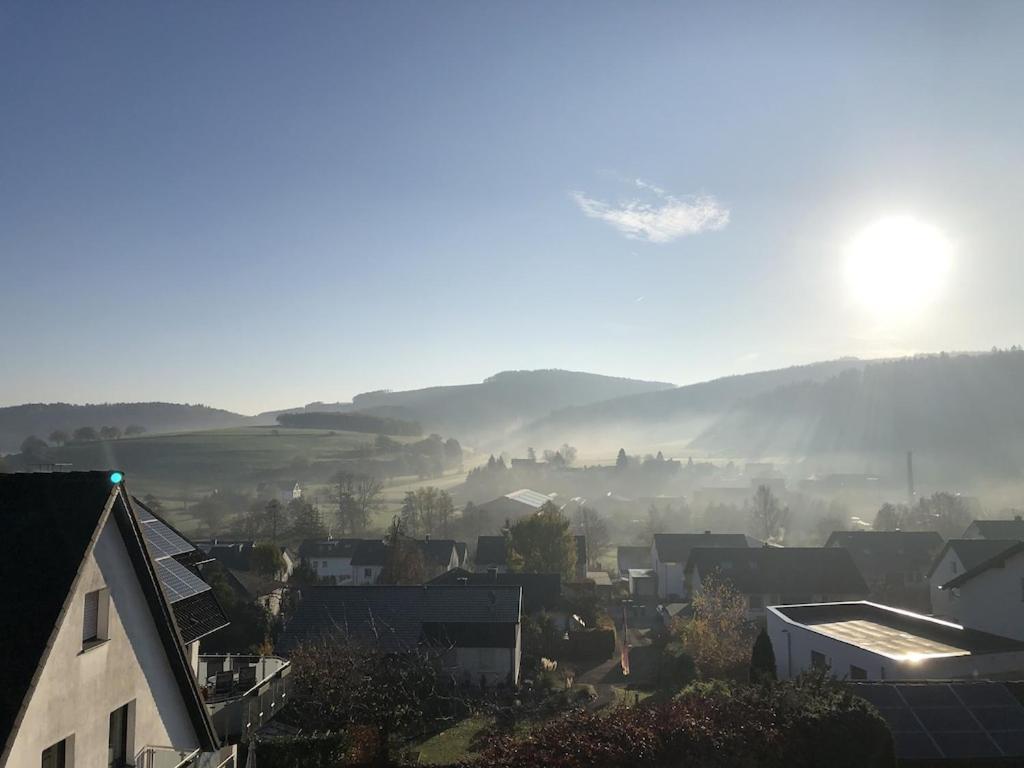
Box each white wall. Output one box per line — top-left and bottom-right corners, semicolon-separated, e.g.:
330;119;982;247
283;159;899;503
651;542;684;598
5;510;200;768
955;551;1024;641
767;608;1024;681
309;556;353;582
929;549;965;620
352;564;383;585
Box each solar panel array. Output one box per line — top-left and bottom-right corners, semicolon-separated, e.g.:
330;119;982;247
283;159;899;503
141;518;194;559
133;498;214;605
156;557;212;604
853;682;1024;760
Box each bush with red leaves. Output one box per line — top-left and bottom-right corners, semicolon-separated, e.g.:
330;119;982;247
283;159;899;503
462;676;894;768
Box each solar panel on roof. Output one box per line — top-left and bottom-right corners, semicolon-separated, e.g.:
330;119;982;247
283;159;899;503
855;685;904;707
972;707;1024;732
952;682;1018;707
932;731;1001;759
915;707;979;733
135;504;157;522
156;557;211;604
891;732;942;759
853;682;1024;761
878;707;923;732
991;731;1024;756
142;520;194;559
898;684;960;707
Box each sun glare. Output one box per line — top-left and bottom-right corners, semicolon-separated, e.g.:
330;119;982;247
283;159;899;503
844;215;952;318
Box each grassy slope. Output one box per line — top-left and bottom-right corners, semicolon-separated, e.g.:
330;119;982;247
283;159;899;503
37;426;484;535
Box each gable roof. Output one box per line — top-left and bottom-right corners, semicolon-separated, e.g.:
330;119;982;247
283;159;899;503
298;538;364;560
418;539;460;568
940;542;1024;590
686;546;869;595
824;530;944;575
966;519;1024;540
476;535;508;566
504;489;552;508
427;568;562;612
277;585;521;654
926;539;1021;579
351;539;388;567
617;546;651;573
134;499;229;646
0;472;218;758
653;532;749;564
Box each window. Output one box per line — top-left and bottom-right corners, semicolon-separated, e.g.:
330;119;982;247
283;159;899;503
41;738;69;768
82;588;110;648
108;703;131;768
811;650;827;670
1020;577;1024;603
321;560;327;568
849;665;867;680
364;568;372;579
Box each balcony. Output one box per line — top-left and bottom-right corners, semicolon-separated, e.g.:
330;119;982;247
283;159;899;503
198;654;292;743
135;746;237;768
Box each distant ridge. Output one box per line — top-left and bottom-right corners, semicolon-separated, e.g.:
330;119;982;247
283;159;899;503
0;402;251;453
346;369;675;440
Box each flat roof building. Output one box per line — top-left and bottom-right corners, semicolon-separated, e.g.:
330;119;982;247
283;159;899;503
768;601;1024;682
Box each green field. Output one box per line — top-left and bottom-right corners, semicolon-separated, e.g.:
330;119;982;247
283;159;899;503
38;426;482;536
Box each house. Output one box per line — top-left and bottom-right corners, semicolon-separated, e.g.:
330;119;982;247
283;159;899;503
685;546;869;618
256;481;302;505
0;472;235;768
428;568;562;614
627;569;657;599
278;585;522;685
298;538;364;583
350;540;388;584
825;530;944;611
200;541;294;615
963;516;1024;540
617;545;651;576
475;535;509;573
477;488;554;521
651;532;750;598
927;539;1020;619
937;542;1024;642
417;538;463;580
767;601;1024;681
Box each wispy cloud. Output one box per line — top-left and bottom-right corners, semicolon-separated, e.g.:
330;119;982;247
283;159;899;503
572;179;729;243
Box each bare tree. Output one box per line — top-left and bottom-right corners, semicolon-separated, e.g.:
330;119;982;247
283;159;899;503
335;471;384;535
750;485;789;543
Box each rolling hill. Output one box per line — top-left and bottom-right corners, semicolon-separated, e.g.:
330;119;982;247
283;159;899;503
340;369;675;441
521;358;870;450
0;402;252;453
691;351;1024;479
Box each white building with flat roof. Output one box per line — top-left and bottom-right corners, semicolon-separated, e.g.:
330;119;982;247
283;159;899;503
767;601;1024;682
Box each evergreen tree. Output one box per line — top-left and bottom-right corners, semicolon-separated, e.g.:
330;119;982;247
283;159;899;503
750;627;777;684
616;448;628;470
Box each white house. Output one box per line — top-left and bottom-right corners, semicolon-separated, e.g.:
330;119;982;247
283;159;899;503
651;532;750;598
257;481;302;505
0;471;235;768
278;585;523;686
767;601;1024;681
685;546;869;619
937;542;1024;641
927;539;1020;619
298;538;365;582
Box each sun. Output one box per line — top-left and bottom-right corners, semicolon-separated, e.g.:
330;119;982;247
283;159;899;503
844;215;952;318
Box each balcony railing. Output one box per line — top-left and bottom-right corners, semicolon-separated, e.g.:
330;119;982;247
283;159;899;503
198;654;292;743
135;745;237;768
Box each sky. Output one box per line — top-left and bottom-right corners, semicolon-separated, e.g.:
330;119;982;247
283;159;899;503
2;1;1023;414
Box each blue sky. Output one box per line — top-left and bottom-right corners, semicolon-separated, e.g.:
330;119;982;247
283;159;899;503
2;1;1023;413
